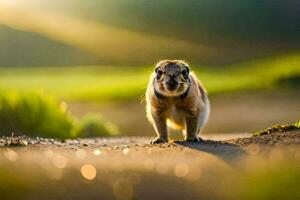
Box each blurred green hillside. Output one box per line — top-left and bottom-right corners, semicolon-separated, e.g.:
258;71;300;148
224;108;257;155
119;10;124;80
0;0;299;66
0;53;299;102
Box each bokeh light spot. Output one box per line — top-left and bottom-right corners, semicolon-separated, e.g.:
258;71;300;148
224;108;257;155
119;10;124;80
143;159;154;171
81;164;97;180
186;167;202;181
52;155;67;169
156;163;169;174
123;148;129;155
76;149;86;159
113;179;134;200
44;149;54;158
93;149;101;156
3;148;18;162
174;163;189;178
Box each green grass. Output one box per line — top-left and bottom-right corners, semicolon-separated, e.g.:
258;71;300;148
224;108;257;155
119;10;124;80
74;113;119;138
0;53;299;102
253;120;300;137
0;91;74;138
0;91;118;138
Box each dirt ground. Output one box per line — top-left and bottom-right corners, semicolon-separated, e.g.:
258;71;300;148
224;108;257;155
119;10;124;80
0;130;299;200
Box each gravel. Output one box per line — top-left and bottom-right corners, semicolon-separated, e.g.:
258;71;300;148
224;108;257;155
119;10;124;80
0;129;299;148
229;129;300;146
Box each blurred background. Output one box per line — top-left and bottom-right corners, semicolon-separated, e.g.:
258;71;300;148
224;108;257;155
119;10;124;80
0;0;299;138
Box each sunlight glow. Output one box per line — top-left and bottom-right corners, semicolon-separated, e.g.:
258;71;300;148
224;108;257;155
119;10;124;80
0;0;19;6
0;5;218;63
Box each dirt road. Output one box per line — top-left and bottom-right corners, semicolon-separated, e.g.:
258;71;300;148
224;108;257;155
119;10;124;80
0;130;299;200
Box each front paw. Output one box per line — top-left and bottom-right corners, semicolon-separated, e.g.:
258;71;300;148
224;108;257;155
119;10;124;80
150;137;168;144
185;136;203;143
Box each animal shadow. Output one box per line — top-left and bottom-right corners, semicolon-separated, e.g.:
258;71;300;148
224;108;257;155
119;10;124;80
174;139;246;165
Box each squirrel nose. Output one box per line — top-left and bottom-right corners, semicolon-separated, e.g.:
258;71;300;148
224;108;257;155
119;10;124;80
166;78;178;91
167;77;176;84
169;75;176;79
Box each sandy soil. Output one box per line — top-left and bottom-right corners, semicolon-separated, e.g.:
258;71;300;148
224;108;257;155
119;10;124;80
0;130;299;200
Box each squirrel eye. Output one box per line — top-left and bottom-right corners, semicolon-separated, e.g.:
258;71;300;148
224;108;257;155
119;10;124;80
155;67;162;74
157;69;163;75
155;68;163;79
182;68;189;79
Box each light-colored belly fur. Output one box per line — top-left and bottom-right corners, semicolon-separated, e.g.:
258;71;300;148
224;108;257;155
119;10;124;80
166;106;186;130
166;102;210;134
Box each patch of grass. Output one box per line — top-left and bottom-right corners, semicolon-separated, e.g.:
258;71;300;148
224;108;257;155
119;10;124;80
73;113;119;138
0;53;299;102
254;121;300;136
0;91;74;138
0;91;118;138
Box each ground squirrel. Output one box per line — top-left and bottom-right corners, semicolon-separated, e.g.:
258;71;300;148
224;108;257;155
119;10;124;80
146;60;210;144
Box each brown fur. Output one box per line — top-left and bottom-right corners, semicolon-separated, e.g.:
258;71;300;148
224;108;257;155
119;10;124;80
146;60;210;144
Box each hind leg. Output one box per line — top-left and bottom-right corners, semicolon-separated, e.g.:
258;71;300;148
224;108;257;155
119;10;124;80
185;108;209;142
193;108;209;142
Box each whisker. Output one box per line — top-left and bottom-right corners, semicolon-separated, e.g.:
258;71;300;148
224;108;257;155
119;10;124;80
140;94;146;103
